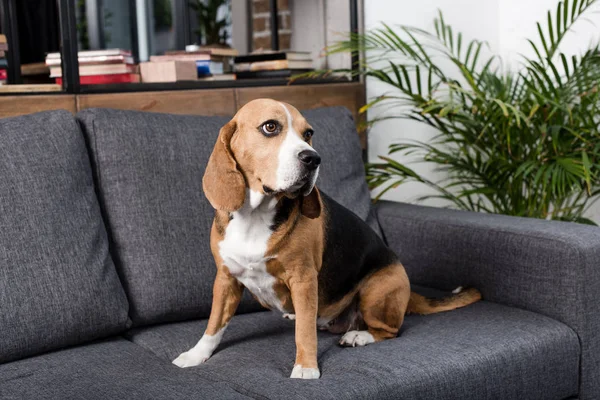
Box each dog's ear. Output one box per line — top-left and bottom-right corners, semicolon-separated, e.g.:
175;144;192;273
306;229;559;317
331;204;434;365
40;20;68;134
301;186;322;219
203;119;246;212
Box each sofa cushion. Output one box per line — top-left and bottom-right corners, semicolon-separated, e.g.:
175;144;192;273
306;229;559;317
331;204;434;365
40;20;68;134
0;338;250;400
301;106;371;221
78;106;372;327
0;111;129;363
125;293;579;400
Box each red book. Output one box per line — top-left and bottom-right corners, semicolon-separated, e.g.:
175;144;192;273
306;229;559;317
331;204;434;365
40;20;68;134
0;69;7;80
55;73;140;85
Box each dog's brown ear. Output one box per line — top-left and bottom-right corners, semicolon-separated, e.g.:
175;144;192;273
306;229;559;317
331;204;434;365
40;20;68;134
203;119;246;212
301;186;322;219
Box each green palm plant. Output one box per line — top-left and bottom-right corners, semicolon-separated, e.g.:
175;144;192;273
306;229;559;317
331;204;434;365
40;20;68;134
325;0;600;224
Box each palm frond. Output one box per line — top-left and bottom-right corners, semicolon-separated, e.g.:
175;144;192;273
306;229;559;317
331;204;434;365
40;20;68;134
326;1;600;224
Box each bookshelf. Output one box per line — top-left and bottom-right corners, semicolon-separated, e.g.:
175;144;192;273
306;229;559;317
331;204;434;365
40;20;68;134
0;0;365;145
0;0;361;95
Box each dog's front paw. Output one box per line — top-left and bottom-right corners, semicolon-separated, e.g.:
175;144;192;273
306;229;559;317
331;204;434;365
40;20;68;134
290;364;320;379
172;350;210;368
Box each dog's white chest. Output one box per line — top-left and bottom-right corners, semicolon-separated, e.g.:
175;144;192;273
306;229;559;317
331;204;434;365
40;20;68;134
218;191;284;312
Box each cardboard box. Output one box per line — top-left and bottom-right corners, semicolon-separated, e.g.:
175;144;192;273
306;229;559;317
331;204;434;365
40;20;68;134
140;60;197;83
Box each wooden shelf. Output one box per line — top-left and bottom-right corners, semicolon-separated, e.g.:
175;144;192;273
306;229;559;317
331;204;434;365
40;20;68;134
0;84;61;93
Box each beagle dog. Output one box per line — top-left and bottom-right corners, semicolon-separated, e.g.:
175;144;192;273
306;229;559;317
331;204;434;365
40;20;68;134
173;99;481;379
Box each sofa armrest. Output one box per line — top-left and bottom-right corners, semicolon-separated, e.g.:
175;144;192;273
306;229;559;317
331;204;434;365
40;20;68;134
375;200;600;399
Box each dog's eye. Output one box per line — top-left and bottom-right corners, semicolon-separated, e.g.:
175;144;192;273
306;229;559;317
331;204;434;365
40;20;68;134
260;121;280;136
303;130;314;141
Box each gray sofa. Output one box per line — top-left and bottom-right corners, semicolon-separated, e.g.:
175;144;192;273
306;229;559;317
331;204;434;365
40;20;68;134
0;106;597;400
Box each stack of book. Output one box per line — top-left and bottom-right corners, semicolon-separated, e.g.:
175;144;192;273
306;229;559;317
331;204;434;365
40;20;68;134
233;51;313;79
0;34;8;85
141;47;237;83
178;45;238;75
45;49;139;85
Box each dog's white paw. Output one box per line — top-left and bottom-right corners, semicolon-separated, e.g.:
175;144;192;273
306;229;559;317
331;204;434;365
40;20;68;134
172;350;210;368
283;313;296;320
339;330;375;347
452;286;463;294
290;364;320;379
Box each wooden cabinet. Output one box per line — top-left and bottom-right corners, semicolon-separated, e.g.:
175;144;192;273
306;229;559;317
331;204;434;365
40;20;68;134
0;95;77;117
0;82;366;146
77;89;237;116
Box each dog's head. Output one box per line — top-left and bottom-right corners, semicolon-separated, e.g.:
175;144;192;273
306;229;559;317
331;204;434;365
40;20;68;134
203;98;321;217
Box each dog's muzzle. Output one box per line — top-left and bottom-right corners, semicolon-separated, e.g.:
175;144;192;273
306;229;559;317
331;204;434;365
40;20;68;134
298;150;321;171
280;150;320;198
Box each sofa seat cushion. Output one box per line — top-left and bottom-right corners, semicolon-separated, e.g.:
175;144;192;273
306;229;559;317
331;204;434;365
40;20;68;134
78;106;371;327
125;295;579;400
0;111;129;364
0;338;250;400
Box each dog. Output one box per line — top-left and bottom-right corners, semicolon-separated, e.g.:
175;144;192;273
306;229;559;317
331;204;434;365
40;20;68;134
172;98;481;379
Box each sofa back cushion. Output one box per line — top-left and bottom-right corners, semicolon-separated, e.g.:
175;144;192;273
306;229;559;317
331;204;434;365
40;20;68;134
78;106;371;327
0;111;130;363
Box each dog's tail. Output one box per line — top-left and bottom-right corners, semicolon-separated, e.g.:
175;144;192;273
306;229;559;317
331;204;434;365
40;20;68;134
407;287;481;315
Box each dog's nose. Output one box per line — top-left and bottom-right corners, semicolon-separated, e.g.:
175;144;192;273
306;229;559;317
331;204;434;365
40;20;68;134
298;150;321;170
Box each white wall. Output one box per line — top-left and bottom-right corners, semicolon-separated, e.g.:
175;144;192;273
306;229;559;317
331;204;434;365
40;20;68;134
365;0;500;206
499;0;600;69
364;0;600;218
290;0;352;70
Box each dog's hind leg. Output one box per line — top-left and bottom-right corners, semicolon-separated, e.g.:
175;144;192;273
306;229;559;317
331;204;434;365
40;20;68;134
339;263;410;347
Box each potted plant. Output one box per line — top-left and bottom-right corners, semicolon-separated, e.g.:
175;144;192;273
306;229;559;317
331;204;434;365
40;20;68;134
326;0;600;224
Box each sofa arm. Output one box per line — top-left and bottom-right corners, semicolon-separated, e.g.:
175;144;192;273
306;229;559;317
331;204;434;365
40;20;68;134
375;200;600;400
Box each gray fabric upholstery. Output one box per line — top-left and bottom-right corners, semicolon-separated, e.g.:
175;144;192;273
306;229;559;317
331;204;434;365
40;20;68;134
0;111;129;364
125;296;579;400
0;338;250;399
376;201;600;400
301;106;371;222
78;107;372;327
78;109;261;327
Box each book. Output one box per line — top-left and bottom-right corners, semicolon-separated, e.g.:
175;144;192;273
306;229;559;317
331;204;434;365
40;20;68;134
140;60;198;82
49;63;138;78
195;60;223;76
0;59;7;68
46;48;131;59
234;59;313;72
234;51;312;64
0;69;7;80
0;34;6;43
235;69;312;79
164;49;236;73
181;45;239;57
55;73;140;85
46;54;134;67
150;56;223;76
150;54;211;63
197;74;236;81
0;44;7;51
0;51;4;57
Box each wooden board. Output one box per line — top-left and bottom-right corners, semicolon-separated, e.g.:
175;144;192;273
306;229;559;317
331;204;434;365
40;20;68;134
236;82;364;119
0;84;61;93
0;95;76;118
77;88;237;116
1;82;366;146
